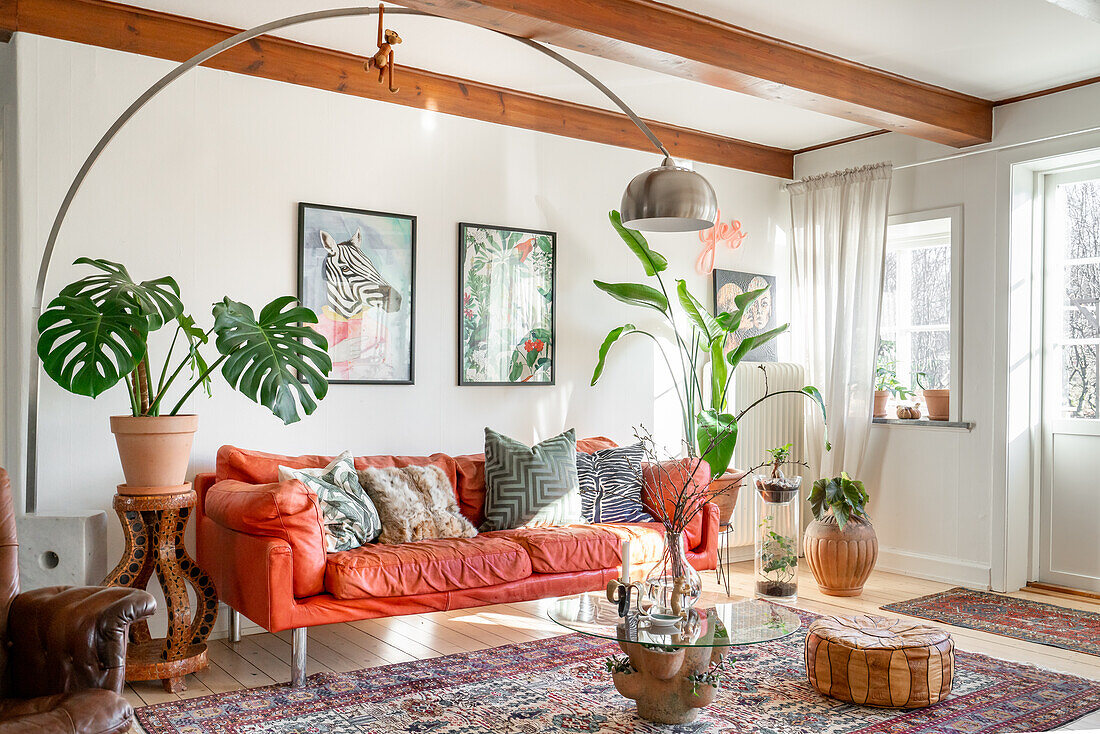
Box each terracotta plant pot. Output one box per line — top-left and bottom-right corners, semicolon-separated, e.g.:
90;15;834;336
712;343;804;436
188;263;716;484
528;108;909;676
873;390;888;418
110;415;198;490
803;517;878;597
709;469;747;527
923;389;950;421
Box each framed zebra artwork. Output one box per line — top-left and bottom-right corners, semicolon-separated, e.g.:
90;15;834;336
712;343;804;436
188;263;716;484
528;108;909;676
298;202;416;384
458;222;555;386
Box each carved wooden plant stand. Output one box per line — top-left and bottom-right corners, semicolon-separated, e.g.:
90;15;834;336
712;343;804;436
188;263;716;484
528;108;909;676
104;489;218;692
611;640;723;724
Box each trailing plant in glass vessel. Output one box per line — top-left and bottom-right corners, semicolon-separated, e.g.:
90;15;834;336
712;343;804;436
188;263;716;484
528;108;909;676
808;473;870;529
592;211;829;478
37;258;332;424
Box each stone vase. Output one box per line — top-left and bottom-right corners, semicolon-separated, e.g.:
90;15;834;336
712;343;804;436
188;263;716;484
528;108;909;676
803;516;878;597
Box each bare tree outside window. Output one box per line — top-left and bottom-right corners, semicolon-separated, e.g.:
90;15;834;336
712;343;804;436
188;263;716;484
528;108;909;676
1058;181;1100;419
876;216;953;405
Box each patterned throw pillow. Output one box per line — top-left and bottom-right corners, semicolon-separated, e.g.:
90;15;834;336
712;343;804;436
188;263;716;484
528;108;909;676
576;443;653;523
279;453;382;552
480;428;583;531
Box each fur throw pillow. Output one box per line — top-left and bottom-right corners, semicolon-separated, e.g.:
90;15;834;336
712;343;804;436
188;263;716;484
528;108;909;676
357;465;477;544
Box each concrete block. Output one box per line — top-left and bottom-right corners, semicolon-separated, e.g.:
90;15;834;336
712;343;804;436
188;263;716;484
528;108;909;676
17;512;108;589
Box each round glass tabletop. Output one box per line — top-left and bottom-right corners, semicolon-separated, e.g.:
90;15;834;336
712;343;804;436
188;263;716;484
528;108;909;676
547;591;800;649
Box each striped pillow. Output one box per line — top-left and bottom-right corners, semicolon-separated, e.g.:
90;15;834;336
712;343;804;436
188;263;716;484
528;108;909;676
577;443;653;523
480;428;584;531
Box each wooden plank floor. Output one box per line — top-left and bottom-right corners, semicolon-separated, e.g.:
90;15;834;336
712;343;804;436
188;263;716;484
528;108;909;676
126;562;1100;730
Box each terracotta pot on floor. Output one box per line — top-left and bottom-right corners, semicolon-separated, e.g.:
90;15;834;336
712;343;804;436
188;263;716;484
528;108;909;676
923;389;950;421
709;469;747;526
110;415;197;493
803;517;878;597
873;390;888;418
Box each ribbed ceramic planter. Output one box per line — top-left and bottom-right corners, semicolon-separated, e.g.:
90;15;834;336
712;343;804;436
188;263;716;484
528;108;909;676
923;389;950;421
803;517;878;597
110;414;197;490
709;469;747;527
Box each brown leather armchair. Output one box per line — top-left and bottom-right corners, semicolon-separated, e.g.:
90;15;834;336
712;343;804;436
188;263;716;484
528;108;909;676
0;468;156;733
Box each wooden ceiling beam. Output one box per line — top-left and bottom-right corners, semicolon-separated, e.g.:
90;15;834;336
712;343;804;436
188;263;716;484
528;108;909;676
0;0;793;177
392;0;994;148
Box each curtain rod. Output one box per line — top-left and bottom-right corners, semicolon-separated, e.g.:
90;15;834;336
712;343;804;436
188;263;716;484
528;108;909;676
892;122;1100;171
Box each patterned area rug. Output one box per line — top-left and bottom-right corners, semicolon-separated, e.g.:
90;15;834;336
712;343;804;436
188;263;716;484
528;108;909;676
882;587;1100;657
136;609;1100;734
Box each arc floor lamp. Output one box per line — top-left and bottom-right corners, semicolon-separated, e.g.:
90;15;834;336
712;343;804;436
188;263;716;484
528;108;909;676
24;5;719;512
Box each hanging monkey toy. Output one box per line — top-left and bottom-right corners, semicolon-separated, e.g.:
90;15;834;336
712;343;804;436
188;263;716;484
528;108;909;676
365;3;402;93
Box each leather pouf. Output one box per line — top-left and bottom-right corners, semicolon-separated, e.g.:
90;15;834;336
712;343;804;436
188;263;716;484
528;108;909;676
805;615;954;708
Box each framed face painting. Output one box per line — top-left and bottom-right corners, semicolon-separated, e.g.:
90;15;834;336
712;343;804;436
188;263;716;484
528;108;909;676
298;202;416;384
713;268;778;362
458;223;555;385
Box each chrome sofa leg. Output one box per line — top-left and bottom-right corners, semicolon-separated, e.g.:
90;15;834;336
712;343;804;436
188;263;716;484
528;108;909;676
291;627;307;687
228;608;241;643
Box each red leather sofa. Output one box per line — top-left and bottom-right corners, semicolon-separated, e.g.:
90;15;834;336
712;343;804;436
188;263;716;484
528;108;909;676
194;438;719;686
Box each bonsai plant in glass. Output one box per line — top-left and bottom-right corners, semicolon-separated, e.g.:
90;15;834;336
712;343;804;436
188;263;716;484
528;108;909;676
916;371;950;421
753;444;805;601
37;258;332;493
803;473;878;596
592;210;829;511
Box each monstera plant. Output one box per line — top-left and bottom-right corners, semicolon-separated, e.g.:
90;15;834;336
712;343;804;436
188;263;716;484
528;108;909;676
37;258;331;492
591;211;829;482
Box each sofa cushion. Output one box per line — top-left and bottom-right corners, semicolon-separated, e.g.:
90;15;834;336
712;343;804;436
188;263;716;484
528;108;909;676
205;479;327;598
324;536;532;600
641;459;710;549
357;465;477;544
216;445;458;490
279;453;382;552
489;523;667;575
577;443;652;523
455;436;618;527
481;428;582;531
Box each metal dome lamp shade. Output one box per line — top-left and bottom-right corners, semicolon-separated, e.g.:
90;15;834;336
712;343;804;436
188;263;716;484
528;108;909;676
621;156;718;232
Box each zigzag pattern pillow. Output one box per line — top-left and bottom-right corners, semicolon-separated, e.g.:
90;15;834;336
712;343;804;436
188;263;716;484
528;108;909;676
577;443;653;523
480;428;583;531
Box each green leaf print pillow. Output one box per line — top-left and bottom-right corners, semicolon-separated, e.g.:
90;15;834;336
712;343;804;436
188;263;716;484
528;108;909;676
279;452;382;552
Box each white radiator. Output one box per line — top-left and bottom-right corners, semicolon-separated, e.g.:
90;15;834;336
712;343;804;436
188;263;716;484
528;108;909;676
724;362;807;554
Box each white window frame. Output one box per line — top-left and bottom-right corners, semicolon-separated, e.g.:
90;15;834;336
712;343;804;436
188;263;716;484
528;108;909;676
881;206;963;422
1042;165;1100;424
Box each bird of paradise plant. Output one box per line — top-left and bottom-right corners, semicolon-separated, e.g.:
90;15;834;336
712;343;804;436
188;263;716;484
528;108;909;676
591;211;829;479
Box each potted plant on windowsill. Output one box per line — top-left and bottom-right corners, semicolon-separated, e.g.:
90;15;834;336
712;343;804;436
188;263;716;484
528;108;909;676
803;473;878;596
874;365;913;419
916;372;949;421
591;211;830;521
37;258;332;494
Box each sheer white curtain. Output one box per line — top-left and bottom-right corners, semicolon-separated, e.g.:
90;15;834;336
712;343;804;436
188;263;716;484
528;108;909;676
788;163;892;479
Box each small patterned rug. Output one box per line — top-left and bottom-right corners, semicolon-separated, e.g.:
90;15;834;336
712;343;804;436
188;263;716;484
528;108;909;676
136;608;1100;734
882;587;1100;657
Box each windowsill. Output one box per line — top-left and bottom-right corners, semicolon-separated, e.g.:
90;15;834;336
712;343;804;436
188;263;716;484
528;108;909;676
872;417;974;431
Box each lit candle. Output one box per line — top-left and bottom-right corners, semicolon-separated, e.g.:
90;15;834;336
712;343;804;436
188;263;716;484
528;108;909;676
621;539;632;583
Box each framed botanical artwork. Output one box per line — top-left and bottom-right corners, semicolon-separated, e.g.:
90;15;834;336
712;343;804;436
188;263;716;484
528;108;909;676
713;268;778;362
458;222;555;385
298;202;416;384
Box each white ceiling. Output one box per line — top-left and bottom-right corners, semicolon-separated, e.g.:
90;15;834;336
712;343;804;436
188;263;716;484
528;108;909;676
112;1;1100;151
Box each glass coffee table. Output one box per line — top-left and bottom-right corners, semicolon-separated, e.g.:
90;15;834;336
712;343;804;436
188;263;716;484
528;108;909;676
548;591;800;724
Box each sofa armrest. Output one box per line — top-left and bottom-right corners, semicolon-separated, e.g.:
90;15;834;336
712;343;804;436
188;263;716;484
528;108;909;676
7;586;156;698
204;479;327;599
197;515;298;632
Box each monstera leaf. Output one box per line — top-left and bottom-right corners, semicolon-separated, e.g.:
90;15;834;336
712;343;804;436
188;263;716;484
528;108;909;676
37;294;148;398
211;297;331;425
60;258;183;330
